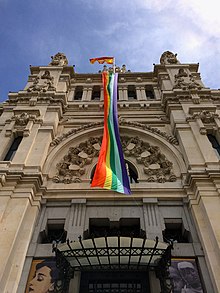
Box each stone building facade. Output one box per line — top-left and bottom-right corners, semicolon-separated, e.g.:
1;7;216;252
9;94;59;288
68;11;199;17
0;51;219;292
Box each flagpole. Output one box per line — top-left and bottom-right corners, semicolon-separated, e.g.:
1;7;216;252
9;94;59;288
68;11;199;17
113;57;116;74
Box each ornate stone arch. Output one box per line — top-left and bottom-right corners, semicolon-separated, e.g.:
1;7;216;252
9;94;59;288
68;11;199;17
43;126;186;186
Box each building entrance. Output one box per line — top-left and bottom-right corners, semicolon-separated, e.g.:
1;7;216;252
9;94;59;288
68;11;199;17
79;271;149;293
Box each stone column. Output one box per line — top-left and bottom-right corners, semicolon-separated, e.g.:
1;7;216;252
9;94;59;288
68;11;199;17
67;199;86;241
143;198;163;241
191;196;220;293
0;194;39;293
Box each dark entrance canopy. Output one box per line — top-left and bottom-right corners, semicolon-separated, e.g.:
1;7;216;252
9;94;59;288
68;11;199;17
55;236;172;292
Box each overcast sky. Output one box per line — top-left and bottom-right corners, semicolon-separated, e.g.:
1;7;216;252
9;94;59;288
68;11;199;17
1;0;220;102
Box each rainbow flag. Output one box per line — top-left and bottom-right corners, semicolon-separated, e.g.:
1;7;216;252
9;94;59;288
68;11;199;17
90;56;114;64
91;72;131;194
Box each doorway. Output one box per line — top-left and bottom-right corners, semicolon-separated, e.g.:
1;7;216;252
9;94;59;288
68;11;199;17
79;270;149;293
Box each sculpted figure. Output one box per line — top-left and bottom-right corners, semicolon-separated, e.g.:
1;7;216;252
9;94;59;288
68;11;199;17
49;52;68;66
160;51;179;65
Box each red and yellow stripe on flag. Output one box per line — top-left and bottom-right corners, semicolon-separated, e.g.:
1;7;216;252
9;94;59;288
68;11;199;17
89;56;114;64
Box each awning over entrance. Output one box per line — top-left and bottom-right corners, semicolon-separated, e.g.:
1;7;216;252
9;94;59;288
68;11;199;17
57;236;169;271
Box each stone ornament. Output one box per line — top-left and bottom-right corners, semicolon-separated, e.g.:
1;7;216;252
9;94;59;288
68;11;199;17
186;110;219;123
50;120;178;147
53;136;176;184
27;71;55;93
173;69;202;91
7;112;43;127
160;51;179;65
52;137;102;184
122;136;176;183
49;52;68;66
186;110;219;134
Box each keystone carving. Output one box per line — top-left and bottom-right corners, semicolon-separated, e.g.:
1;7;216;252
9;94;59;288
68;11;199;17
53;136;176;184
27;71;55;93
160;51;179;65
50;120;178;147
49;52;68;66
173;69;202;91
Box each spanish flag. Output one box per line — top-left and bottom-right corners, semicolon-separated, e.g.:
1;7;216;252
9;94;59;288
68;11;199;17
90;56;114;65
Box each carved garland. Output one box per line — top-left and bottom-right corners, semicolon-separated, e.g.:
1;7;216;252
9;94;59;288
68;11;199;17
52;136;177;184
50;119;178;147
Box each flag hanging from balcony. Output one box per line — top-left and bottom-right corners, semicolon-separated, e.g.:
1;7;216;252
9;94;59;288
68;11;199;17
90;56;114;64
91;71;131;195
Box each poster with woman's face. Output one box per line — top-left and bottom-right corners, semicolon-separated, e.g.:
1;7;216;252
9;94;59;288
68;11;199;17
169;258;203;293
25;258;61;293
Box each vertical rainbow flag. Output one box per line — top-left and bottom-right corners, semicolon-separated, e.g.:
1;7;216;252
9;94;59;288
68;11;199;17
91;71;131;194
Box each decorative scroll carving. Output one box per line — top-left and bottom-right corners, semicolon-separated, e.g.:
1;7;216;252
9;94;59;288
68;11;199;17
52;137;102;184
49;52;68;66
186;110;219;123
50;120;178;147
53;136;176;184
27;70;55;93
122;136;176;183
160;51;179;65
173;69;202;91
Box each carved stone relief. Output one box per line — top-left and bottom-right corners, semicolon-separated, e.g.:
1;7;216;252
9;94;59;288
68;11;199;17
173;69;202;91
186;110;219;123
50;120;178;147
6;112;42;127
27;71;55;93
186;110;219;134
160;51;179;65
49;52;68;66
52;136;177;184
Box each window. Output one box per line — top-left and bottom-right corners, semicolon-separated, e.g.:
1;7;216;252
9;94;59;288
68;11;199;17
207;134;220;156
4;136;23;161
74;86;83;100
145;85;155;100
85;218;145;239
163;219;190;244
128;85;137;100
39;219;67;244
91;86;101;100
126;161;139;183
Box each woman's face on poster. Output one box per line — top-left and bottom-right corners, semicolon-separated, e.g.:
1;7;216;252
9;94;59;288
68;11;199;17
28;265;54;293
